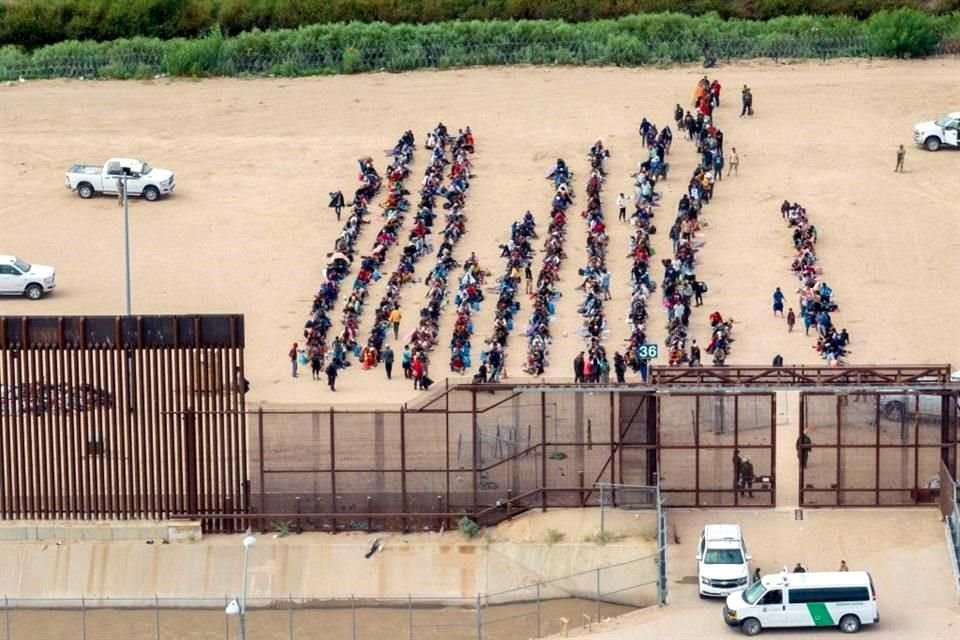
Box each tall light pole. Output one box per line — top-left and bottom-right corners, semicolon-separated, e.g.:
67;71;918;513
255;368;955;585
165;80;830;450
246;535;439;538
226;535;257;640
121;173;132;316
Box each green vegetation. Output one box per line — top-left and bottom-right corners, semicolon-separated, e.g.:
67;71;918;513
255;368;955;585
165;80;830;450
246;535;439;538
457;515;480;539
2;0;960;48
583;529;625;546
545;528;565;544
0;10;957;80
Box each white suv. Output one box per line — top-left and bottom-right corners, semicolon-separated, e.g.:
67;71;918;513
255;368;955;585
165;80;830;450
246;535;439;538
0;255;56;300
697;524;751;598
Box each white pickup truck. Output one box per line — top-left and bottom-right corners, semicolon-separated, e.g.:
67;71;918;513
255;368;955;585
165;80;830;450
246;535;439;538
65;158;175;201
913;112;959;151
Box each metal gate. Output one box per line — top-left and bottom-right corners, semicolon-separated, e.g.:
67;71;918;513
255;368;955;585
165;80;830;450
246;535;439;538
800;391;959;506
656;393;776;507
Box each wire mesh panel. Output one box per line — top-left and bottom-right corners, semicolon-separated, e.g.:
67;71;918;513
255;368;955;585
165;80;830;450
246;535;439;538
802;392;955;507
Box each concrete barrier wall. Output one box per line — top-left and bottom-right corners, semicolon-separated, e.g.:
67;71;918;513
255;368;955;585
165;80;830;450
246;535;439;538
0;531;656;607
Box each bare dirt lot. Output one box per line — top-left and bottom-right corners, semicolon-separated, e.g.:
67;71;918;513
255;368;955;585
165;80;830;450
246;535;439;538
1;60;958;409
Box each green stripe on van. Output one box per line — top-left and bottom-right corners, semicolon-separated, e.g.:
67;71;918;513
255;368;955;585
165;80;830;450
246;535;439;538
806;603;834;626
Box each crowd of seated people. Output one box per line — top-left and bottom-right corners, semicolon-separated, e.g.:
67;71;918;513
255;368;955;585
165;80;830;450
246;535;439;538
450;252;486;373
400;129;476;374
330;138;414;371
664;92;734;367
781;201;848;364
477;211;537;383
522;158;573;376
360;123;459;372
301;145;387;375
574;142;613;381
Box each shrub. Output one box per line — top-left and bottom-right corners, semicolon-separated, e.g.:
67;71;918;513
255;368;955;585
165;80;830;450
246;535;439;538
867;8;940;57
457;515;480;539
545;528;565;544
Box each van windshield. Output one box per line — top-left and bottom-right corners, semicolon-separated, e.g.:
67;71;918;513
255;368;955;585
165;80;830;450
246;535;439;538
742;581;765;605
704;549;743;564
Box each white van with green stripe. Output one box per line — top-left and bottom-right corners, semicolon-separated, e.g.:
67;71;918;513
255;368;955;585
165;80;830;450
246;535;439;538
723;570;878;635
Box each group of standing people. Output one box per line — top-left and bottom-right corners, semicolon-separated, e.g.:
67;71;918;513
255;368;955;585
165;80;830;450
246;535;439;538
572;141;613;382
478;210;538;383
780;201;849;365
621;124;664;381
522;157;574;376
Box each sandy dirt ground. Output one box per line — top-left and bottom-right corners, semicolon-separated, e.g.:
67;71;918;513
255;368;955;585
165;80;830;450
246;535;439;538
1;60;958;410
564;508;960;639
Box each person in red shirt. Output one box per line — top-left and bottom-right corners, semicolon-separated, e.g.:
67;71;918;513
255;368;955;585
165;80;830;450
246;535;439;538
710;80;721;107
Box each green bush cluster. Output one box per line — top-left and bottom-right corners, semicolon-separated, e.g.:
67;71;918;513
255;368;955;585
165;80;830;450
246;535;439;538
0;9;957;80
2;0;960;47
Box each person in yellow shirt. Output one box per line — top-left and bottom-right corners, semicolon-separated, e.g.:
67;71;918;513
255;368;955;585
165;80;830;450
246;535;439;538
389;307;402;340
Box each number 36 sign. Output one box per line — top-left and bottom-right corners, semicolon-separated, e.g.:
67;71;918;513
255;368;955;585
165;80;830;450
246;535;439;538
637;343;659;360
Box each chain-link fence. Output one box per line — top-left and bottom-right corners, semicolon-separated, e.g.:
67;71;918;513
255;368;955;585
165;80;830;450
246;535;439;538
4;33;956;81
0;553;660;640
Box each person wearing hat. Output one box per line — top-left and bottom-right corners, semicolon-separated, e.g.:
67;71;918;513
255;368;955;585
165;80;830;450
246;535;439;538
739;456;755;498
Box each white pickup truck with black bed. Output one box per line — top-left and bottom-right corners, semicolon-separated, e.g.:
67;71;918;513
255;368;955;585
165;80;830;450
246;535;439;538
65;158;175;201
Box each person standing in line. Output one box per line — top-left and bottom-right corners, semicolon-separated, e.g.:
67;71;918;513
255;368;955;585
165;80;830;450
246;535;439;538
694;281;705;307
729;148;739;176
689;340;701;367
713;152;724;181
739;457;755;498
389;307;402;340
382;345;394;380
772;287;785;317
786;308;796;333
601;270;611;301
525;263;533;295
411;355;424;390
402;345;412;379
325;361;338;391
310;349;322;380
288;342;299;378
613;352;626;383
617;192;627;222
573;352;585;383
895;144;905;172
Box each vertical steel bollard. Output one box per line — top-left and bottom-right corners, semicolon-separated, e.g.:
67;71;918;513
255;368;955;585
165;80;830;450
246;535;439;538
4;595;10;640
407;595;413;640
224;595;230;640
351;595;357;640
155;594;160;640
475;594;482;640
595;568;601;623
535;583;541;639
288;594;293;640
81;594;87;640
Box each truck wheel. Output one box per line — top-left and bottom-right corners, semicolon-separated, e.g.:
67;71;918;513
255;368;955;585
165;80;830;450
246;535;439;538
78;182;94;199
143;186;160;202
839;614;861;633
740;618;762;636
25;284;43;300
924;136;941;152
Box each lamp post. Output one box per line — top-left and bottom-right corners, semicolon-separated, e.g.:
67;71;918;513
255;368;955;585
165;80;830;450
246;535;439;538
120;173;132;315
226;535;257;639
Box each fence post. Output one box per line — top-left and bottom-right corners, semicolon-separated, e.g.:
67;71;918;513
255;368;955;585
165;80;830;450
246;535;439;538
351;595;357;640
535;583;541;639
599;484;605;534
224;594;229;640
407;594;413;640
81;594;87;640
155;593;160;640
288;593;293;640
595;568;601;623
475;593;482;640
4;595;10;640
